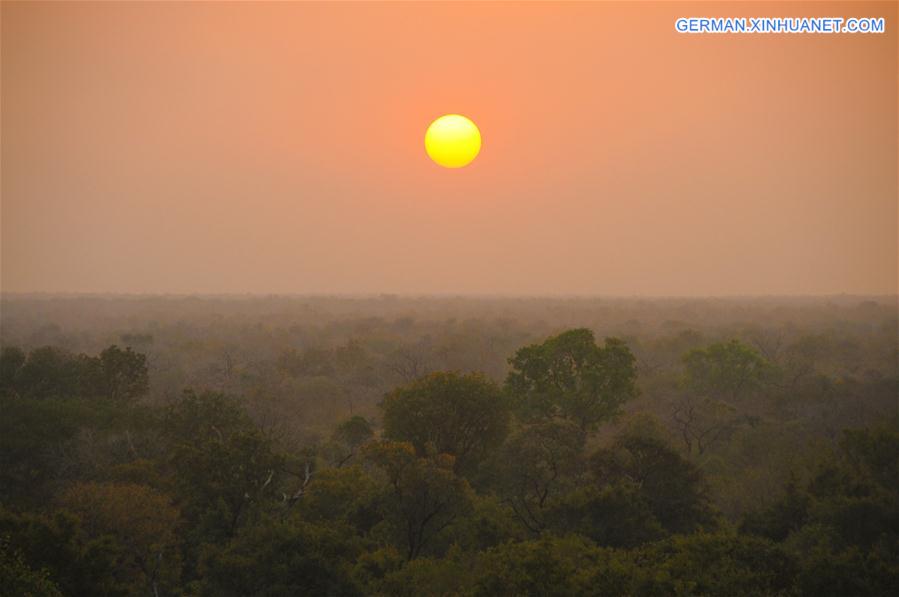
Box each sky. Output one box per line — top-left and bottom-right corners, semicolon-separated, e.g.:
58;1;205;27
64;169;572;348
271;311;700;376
2;1;896;296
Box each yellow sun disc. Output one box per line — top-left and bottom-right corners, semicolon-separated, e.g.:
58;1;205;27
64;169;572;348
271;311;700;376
425;114;481;168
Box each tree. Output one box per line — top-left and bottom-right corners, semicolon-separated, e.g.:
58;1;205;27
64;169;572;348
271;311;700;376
385;344;435;384
381;372;510;475
277;346;334;377
95;345;149;402
294;465;381;536
374;553;467;597
505;329;637;432
740;476;810;542
682;339;770;402
59;482;181;597
804;424;899;552
162;391;283;546
335;339;368;374
0;537;63;597
546;482;665;548
0;393;91;505
673;339;770;455
838;422;899;491
3;345;148;402
492;420;586;533
671;393;741;455
0;507;125;596
590;433;716;534
795;545;898;597
325;416;374;468
770;334;829;394
633;533;798;596
363;441;473;560
470;534;632;597
0;347;26;397
739;423;899;596
198;518;362;597
14;347;82;400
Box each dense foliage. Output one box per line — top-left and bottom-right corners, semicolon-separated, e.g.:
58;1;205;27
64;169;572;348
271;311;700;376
0;296;896;595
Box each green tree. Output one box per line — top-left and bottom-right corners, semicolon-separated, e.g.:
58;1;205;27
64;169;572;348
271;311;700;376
633;533;798;596
590;433;716;534
470;534;632;597
674;339;770;455
325;416;374;468
740;476;810;542
506;329;637;432
800;426;899;554
0;347;26;398
0;507;125;596
683;339;770;402
671;393;741;455
795;545;898;597
4;345;147;402
14;347;82;400
162;391;283;547
0;394;90;505
742;424;899;596
198;518;361;597
364;441;473;560
491;420;586;533
295;465;381;536
375;553;467;597
381;372;510;476
0;537;63;597
95;345;149;402
546;482;665;548
839;422;899;491
59;482;181;597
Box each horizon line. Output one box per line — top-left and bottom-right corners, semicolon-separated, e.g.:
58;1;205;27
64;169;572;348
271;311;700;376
2;291;897;301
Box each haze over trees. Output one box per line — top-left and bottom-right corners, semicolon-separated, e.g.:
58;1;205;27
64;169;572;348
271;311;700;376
0;295;896;595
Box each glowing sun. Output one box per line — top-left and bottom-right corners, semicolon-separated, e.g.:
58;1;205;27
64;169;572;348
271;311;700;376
425;114;481;168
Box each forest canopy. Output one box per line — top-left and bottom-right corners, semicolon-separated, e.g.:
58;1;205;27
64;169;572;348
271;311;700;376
0;295;896;596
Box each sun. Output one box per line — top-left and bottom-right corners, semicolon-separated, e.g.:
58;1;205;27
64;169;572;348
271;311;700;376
425;114;481;168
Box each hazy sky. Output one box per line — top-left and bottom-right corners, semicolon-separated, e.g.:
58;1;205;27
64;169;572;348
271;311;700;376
2;1;896;295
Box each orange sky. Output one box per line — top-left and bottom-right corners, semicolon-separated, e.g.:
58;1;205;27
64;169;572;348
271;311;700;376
2;1;896;295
